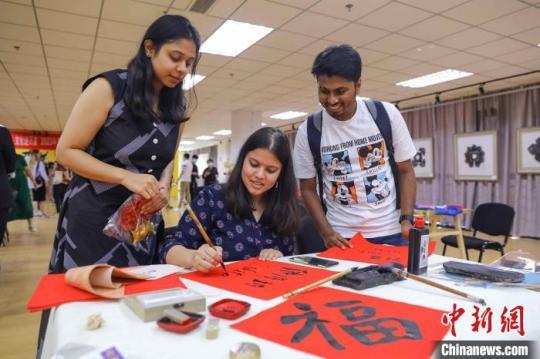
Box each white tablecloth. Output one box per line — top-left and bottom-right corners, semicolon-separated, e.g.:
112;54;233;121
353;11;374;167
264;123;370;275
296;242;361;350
41;255;540;359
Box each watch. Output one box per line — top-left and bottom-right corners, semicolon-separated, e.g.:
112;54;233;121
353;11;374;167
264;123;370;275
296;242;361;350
399;214;415;224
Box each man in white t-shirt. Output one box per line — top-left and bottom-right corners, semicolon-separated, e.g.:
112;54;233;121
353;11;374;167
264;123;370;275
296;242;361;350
293;45;417;248
178;153;193;207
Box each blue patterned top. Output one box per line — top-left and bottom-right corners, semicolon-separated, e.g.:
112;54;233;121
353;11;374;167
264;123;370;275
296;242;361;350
160;184;294;262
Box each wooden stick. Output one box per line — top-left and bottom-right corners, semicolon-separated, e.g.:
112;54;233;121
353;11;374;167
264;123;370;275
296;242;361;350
282;267;357;299
392;268;486;306
183;202;228;275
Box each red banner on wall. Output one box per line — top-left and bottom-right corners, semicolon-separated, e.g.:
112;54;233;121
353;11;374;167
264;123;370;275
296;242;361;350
10;131;60;150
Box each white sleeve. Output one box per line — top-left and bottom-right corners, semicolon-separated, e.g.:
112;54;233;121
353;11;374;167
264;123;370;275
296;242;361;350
383;102;417;163
293;122;317;179
40;162;49;181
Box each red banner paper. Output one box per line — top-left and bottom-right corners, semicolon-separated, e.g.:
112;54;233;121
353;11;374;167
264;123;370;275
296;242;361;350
180;258;335;300
27;273;186;312
232;287;448;359
10;130;60;150
318;233;435;266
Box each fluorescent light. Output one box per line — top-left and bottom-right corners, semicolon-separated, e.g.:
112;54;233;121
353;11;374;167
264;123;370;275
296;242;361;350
195;135;215;140
396;69;473;88
182;74;206;90
180;140;194;145
200;20;273;57
213;129;232;136
261;122;267;127
270;111;308;120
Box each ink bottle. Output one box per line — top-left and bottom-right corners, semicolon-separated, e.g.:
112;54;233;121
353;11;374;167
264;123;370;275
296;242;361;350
407;216;429;275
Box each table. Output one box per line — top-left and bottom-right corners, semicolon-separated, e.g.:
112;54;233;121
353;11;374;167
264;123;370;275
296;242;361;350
41;255;539;359
415;208;472;259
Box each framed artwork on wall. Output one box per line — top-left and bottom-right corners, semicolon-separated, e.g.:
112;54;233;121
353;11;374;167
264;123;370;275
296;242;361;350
412;137;434;178
454;131;498;181
517;127;540;174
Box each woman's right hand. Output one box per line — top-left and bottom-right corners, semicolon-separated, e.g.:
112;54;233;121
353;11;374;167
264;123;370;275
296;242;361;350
191;244;223;273
120;171;161;199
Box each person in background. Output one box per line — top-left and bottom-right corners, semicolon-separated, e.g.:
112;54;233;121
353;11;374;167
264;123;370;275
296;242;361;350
0;125;16;245
31;150;49;218
45;161;55;206
190;153;199;199
178;152;192;207
52;162;71;213
49;14;201;273
161;127;299;273
8;154;36;232
202;158;218;186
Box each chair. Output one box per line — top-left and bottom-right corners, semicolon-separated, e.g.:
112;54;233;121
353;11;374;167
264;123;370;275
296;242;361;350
441;202;515;262
294;202;326;254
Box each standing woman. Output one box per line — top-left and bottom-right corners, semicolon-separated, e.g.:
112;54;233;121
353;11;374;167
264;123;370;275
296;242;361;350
161;127;299;272
31;150;49;217
50;15;201;273
8;154;36;231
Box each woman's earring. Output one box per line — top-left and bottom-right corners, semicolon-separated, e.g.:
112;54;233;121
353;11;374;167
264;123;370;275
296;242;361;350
146;52;151;58
274;181;279;189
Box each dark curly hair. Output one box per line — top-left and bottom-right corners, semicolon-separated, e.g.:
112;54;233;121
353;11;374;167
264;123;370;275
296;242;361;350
311;44;362;82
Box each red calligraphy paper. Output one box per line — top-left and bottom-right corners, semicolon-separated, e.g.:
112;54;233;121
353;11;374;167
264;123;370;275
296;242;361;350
318;233;435;266
180;258;335;300
232;287;449;359
27;273;186;312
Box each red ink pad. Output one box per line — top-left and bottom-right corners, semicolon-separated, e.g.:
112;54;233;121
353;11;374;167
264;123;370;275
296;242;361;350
157;312;205;334
209;299;250;320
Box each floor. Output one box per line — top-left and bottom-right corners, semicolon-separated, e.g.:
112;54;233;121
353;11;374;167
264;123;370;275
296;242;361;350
0;200;538;359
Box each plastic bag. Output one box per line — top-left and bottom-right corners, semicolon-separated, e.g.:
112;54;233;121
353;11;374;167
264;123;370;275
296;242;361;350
103;194;156;246
490;250;540;273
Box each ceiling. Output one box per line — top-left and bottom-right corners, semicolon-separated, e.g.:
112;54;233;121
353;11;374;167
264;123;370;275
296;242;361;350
1;0;539;149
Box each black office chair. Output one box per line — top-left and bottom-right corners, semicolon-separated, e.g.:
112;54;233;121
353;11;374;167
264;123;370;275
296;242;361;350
294;202;326;254
441;202;515;262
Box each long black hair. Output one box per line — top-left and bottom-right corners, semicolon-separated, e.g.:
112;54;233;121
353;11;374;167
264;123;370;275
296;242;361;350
224;127;299;236
124;15;201;124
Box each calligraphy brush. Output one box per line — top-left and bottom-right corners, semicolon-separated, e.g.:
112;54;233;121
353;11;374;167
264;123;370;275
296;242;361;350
282;267;357;299
391;267;486;306
183;201;228;275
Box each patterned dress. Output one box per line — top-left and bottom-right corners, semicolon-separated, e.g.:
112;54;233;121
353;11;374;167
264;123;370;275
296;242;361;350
159;184;294;263
49;69;180;273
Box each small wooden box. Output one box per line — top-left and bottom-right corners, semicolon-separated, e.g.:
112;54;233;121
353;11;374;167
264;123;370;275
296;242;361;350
124;289;206;322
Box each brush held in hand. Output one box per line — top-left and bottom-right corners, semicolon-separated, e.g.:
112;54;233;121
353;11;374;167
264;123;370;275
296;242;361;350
183;201;228;275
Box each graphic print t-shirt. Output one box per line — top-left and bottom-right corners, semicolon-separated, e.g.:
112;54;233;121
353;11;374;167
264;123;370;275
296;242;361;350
293;98;416;238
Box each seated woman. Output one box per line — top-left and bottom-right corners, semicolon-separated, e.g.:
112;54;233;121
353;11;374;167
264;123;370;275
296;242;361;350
161;127;299;272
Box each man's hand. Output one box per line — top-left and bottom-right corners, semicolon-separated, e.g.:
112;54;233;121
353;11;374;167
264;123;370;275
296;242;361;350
401;220;413;241
322;231;352;249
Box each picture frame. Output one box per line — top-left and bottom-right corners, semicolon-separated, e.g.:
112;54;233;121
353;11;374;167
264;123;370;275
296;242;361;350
412;137;434;178
517;127;540;174
454;131;498;181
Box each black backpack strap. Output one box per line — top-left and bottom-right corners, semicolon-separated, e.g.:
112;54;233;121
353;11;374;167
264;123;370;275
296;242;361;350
365;100;401;209
306;111;326;213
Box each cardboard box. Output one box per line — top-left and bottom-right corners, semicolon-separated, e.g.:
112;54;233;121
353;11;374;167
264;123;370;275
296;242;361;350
124;289;206;322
